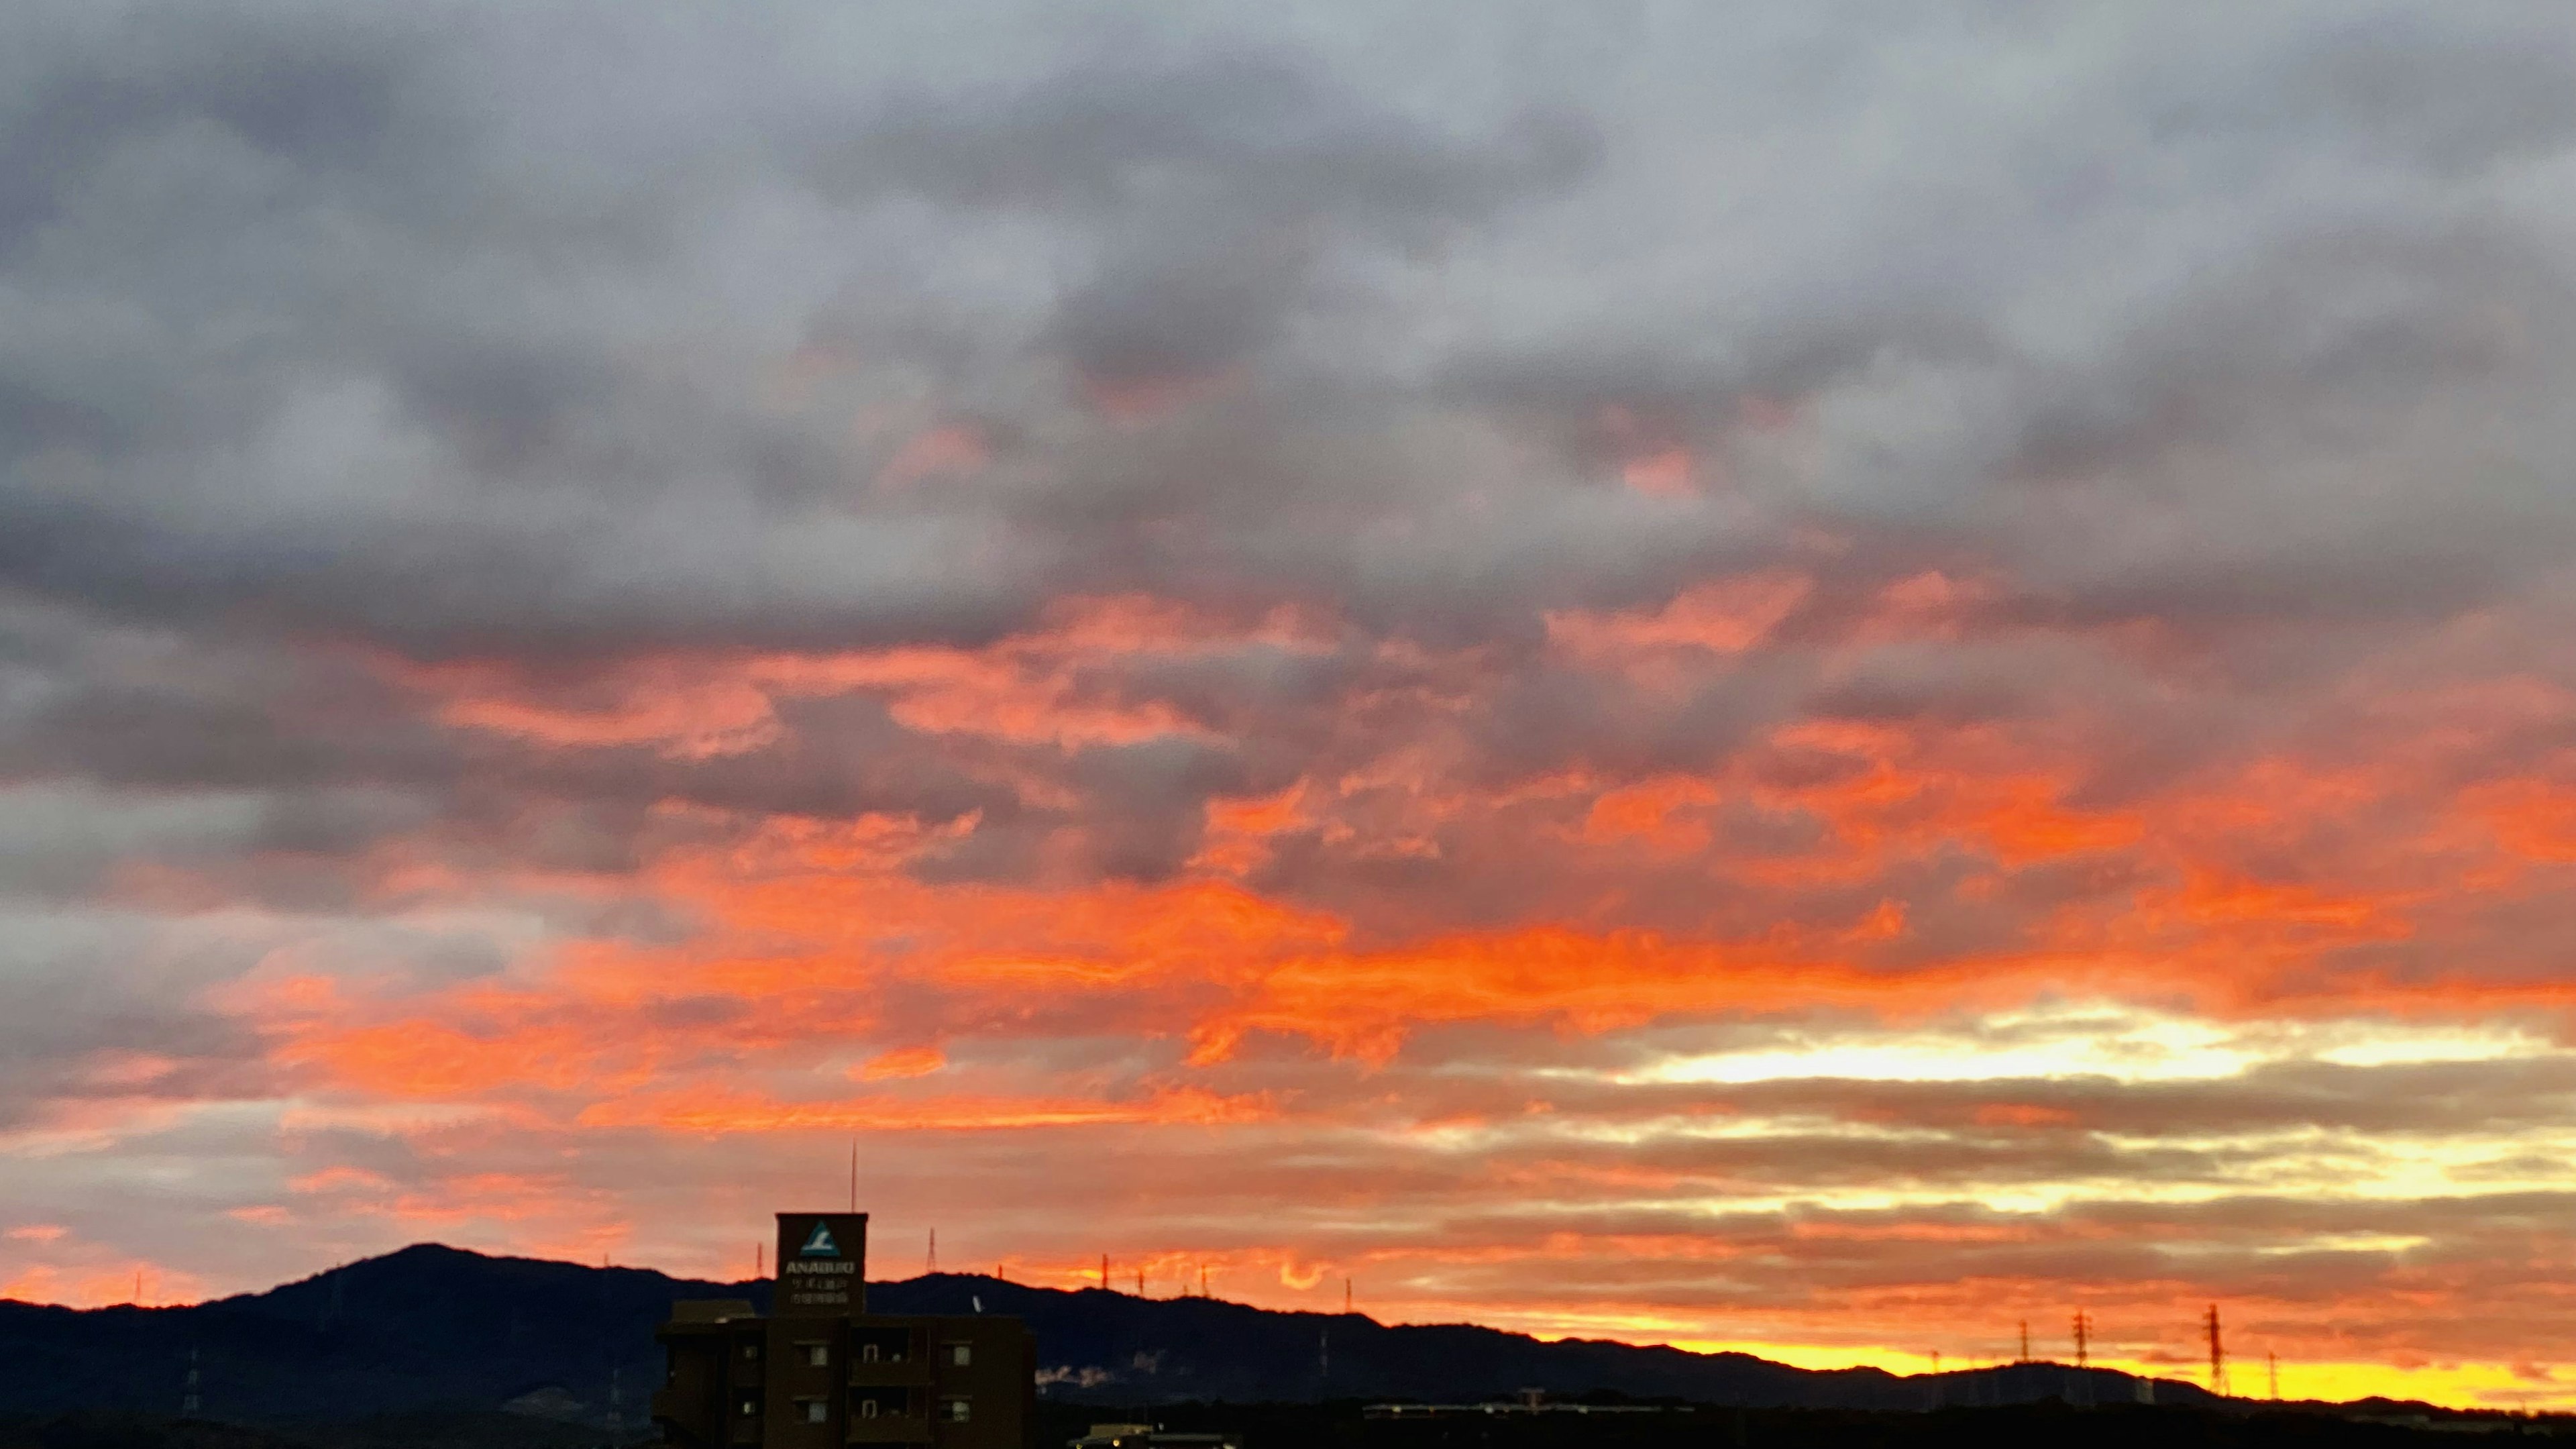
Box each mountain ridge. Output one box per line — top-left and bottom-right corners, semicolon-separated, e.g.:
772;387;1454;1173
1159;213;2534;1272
0;1243;2226;1424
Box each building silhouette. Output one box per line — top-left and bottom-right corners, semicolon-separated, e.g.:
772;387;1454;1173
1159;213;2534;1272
653;1212;1034;1449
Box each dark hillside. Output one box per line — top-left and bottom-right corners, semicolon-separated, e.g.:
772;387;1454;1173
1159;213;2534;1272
0;1245;2222;1426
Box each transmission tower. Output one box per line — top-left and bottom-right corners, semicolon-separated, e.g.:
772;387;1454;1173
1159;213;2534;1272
2268;1350;2278;1401
2019;1320;2030;1363
2204;1304;2228;1396
2072;1309;2092;1368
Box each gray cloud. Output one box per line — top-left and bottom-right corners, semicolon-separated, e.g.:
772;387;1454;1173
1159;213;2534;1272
3;1;2575;1380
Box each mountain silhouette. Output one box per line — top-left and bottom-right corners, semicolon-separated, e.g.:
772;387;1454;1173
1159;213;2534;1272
0;1246;2224;1425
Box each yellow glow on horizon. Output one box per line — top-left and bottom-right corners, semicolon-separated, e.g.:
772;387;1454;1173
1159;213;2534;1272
1629;1003;2561;1089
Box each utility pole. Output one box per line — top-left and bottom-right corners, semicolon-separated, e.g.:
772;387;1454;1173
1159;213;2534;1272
2204;1305;2228;1396
2072;1309;2091;1368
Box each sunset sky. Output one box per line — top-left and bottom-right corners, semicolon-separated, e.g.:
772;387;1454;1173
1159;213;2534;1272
7;0;2576;1413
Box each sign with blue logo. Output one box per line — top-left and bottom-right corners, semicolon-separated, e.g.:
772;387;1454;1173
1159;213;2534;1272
774;1212;867;1311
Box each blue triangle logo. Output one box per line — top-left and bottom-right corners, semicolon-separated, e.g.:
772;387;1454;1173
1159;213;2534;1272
800;1221;841;1257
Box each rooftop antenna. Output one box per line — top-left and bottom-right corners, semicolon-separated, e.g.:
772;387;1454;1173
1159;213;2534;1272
2019;1320;2030;1362
2268;1349;2279;1401
849;1138;857;1212
2205;1305;2227;1396
2072;1309;2091;1368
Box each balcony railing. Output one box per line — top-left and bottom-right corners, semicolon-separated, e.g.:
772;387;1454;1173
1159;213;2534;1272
846;1411;933;1444
848;1358;932;1387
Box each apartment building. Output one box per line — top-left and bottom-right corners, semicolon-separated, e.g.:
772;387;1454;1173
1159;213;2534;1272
655;1212;1034;1449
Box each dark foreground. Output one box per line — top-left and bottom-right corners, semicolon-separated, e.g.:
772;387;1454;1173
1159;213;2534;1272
11;1401;2565;1449
0;1411;608;1449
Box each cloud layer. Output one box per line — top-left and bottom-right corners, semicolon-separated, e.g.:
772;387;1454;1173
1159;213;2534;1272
5;0;2576;1409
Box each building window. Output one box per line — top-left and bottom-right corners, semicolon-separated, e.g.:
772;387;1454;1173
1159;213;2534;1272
943;1343;972;1367
742;1342;762;1360
942;1398;971;1423
801;1342;830;1368
858;1398;880;1419
799;1398;828;1425
737;1395;760;1418
861;1342;879;1362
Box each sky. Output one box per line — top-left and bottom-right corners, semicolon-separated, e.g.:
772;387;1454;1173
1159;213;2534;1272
4;0;2576;1413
